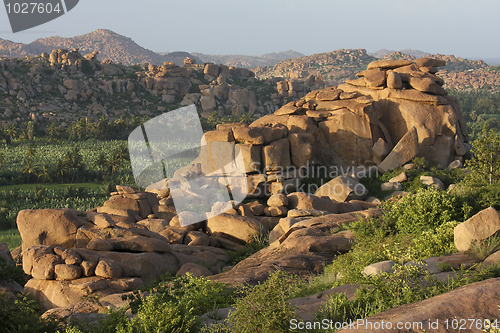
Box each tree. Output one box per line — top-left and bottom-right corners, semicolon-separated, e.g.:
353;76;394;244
46;123;61;141
26;121;35;140
465;127;500;186
4;124;17;144
26;144;36;158
54;160;69;184
36;164;52;183
62;147;84;183
67;119;86;140
21;158;38;184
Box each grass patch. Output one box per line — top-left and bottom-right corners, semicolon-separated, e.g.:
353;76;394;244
0;183;102;192
0;229;21;250
468;235;500;261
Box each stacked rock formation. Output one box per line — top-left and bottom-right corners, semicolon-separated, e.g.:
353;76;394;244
41;48;100;72
17;180;381;311
144;60;467;237
169;58;468;212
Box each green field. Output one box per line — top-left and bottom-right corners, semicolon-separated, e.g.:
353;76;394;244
0;183;102;191
0;229;21;250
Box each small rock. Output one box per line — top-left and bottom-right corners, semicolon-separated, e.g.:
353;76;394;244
95;259;122;279
420;176;445;190
54;264;82;281
403;163;414;170
80;260;97;277
264;206;288;217
363;260;396;276
389;172;407;183
447;160;462;171
176;263;212;277
365;197;382;205
381;182;403;191
267;194;289;207
116;185;136;194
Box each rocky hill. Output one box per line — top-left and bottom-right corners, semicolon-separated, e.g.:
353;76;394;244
0;49;326;130
369;48;429;59
0;29;196;66
253;49;376;85
253;49;500;93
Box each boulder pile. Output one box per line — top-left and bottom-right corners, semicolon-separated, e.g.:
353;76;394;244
16;183;381;310
178;58;468;200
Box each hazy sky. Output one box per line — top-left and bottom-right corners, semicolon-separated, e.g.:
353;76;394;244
0;0;499;59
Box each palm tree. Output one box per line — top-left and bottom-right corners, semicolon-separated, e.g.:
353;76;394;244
4;124;17;144
62;147;84;183
32;185;45;202
21;158;38;184
54;159;69;184
93;152;108;176
27;121;35;140
105;154;123;174
26;144;36;158
37;164;52;183
46;123;61;141
114;146;130;164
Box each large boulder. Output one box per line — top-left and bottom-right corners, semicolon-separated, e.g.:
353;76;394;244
206;213;264;244
336;278;500;333
454;207;500;252
17;209;89;250
24;276;143;310
315;176;368;202
378;127;419;173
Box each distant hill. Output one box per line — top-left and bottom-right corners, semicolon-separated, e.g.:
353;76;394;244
0;29;195;66
252;49;376;84
190;50;305;68
259;50;305;61
253;48;498;93
369;48;429;59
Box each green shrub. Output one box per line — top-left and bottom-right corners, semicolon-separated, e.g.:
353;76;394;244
468;235;500;261
224;271;300;333
68;274;233;333
381;188;462;235
317;262;500;329
227;231;269;265
0;292;63;333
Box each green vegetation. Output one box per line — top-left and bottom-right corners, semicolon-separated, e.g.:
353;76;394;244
0;229;21;250
65;273;233;333
0;139;133;185
0;186;111;230
450;89;500;140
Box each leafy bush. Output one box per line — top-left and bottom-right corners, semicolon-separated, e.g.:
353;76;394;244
221;271;300;333
381;188;463;235
317;262;500;329
68;274;234;333
227;231;269;265
0;292;63;333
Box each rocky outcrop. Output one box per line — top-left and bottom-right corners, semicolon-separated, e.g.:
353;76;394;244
210;208;383;287
183;57;468;200
454;207;500;252
336;278;500;333
0;51;282;129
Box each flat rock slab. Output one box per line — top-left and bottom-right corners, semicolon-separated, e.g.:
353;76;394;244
337;278;500;333
24;276;144;310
